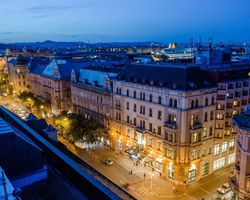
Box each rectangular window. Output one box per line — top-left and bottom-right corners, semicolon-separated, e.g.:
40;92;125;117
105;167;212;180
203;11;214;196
157;126;161;135
157;141;161;150
214;144;220;155
228;153;236;164
126;102;129;110
213;157;225;171
133;104;137;112
149;123;152;132
158;111;162;120
221;141;228;152
149;108;153;117
229;139;235;150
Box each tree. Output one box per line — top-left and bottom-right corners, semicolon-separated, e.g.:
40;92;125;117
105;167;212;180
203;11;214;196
54;112;107;148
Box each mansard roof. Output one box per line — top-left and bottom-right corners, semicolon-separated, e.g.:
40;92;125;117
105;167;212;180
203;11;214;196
115;64;215;91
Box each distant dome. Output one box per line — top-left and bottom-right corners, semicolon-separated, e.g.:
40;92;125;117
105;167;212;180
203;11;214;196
16;55;26;65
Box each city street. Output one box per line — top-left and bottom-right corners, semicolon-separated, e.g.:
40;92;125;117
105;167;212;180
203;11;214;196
0;96;234;200
59;137;233;200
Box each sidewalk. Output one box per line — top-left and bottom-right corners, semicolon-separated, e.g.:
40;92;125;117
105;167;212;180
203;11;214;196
59;137;232;200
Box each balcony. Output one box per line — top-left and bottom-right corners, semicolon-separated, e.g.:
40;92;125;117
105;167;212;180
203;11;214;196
190;122;202;130
164;121;177;129
115;105;122;110
136;127;145;133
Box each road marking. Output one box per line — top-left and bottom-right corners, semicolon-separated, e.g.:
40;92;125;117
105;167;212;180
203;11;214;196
198;186;210;194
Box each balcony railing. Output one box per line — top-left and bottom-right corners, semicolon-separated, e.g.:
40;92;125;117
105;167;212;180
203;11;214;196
190;122;202;130
164;121;177;129
136;127;145;133
115;105;122;110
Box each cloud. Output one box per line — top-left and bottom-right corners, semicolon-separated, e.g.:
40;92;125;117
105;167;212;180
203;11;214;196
0;32;16;35
28;5;80;11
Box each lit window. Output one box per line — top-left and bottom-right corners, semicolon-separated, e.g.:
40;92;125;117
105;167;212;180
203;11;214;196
229;139;235;150
214;144;220;155
221;141;228;152
191;149;196;160
228;153;235;164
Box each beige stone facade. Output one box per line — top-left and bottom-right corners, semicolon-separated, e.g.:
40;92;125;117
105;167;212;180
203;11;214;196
110;78;250;184
29;73;72;113
71;83;112;127
231;111;250;199
7;57;29;95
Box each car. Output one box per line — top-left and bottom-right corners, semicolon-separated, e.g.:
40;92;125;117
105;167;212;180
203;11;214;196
217;183;231;194
101;158;113;166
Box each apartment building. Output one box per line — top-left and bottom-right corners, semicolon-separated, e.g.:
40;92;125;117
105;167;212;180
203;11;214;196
28;58;90;114
110;62;250;184
230;107;250;199
71;66;120;127
7;55;29;95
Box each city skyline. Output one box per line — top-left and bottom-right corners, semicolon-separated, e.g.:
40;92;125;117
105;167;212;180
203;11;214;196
0;0;250;43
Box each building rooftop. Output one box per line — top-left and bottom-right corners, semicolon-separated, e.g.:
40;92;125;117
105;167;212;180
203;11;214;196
232;105;250;131
115;64;215;91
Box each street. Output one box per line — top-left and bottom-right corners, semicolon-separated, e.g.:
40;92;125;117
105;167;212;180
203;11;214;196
0;96;234;200
59;136;233;200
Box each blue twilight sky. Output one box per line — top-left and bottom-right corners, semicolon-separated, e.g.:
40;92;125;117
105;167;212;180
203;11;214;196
0;0;250;43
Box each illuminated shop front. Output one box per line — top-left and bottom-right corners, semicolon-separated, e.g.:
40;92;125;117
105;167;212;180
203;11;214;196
168;163;174;179
188;164;196;182
155;156;163;173
117;137;122;151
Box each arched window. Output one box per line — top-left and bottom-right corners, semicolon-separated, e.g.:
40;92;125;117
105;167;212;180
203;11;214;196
158;96;162;104
191;100;194;109
169;99;173;107
174;99;177;108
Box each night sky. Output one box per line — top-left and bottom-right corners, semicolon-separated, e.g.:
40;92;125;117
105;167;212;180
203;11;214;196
0;0;250;43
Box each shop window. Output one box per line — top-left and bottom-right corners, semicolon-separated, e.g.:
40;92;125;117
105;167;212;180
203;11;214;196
168;164;174;179
202;161;209;176
213;157;225;171
188;166;196;182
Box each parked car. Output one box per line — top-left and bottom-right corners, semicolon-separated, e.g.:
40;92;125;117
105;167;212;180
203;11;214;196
101;158;113;166
217;183;231;194
74;141;86;149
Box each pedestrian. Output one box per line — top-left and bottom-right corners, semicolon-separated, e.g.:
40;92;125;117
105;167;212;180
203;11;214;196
131;170;133;175
143;173;146;179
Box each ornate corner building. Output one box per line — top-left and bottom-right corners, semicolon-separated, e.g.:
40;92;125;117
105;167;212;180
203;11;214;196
231;109;250;199
110;63;250;185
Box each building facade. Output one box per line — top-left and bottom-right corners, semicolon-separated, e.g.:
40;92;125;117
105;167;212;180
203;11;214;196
29;59;89;114
230;108;250;199
110;63;250;185
71;67;118;127
7;55;29;95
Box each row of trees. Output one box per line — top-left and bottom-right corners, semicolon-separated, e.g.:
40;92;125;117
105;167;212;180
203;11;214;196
53;111;107;148
18;91;50;117
0;69;9;93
